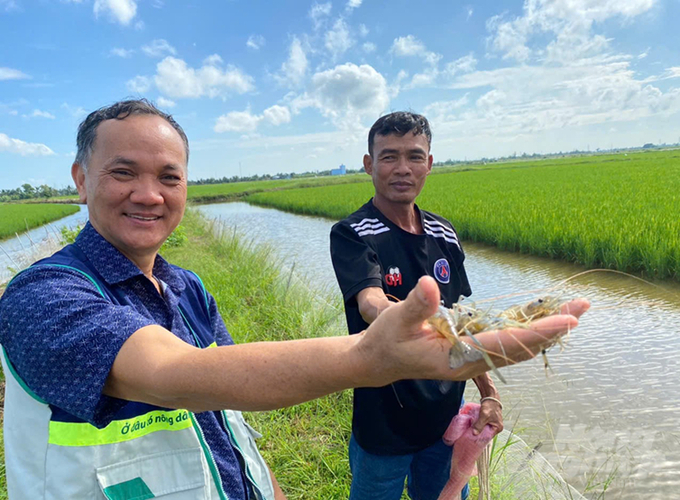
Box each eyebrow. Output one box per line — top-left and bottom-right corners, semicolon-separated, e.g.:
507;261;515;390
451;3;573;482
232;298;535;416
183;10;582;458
378;148;428;156
105;156;184;171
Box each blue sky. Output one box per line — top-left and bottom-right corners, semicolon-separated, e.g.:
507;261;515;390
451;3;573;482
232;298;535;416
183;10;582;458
1;0;679;190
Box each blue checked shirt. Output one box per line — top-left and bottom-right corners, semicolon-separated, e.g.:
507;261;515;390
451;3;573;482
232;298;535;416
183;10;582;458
0;222;251;499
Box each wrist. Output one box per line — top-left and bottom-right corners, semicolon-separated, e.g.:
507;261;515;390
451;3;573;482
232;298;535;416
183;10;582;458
480;396;503;410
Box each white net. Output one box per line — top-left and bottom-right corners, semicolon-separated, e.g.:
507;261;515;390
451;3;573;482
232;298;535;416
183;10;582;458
482;429;587;500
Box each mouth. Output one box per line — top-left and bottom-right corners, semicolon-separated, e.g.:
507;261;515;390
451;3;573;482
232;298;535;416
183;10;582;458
125;213;162;222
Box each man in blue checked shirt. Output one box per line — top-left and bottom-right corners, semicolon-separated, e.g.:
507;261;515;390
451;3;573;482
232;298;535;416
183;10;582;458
0;99;589;500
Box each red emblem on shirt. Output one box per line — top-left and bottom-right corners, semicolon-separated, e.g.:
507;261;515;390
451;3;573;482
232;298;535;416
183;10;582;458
385;266;402;287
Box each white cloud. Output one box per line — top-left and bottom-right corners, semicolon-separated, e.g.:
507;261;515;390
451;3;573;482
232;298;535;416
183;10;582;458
214;104;292;133
156;97;176;108
154;56;255;99
391;35;441;72
276;37;308;88
126;75;152;93
61;102;88;119
215;109;262;133
444;53;477;77
428;56;680;146
309;2;332;30
466;5;473;20
486;0;657;63
263;105;291;126
410;71;438;89
0;133;55;156
296;63;390;129
9;110;18;116
141;39;176;57
0;67;30;81
93;0;137;26
246;34;265;50
424;95;470;118
325;18;354;59
347;0;362;9
391;35;426;57
362;42;376;53
358;24;369;37
28;109;56;119
110;47;134;58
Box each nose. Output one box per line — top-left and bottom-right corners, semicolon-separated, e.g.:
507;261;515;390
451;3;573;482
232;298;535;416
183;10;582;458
394;155;412;175
129;177;164;205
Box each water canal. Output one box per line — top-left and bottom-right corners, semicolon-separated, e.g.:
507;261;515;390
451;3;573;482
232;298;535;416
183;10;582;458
0;206;89;284
2;201;679;498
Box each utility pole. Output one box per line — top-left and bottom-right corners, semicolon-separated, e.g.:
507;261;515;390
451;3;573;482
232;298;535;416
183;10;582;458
239;161;242;180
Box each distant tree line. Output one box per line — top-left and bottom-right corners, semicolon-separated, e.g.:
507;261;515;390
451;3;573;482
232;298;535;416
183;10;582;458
433;143;680;167
0;183;78;202
187;166;363;185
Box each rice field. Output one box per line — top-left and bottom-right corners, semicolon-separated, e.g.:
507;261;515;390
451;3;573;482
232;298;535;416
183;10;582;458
0;203;80;241
245;150;680;280
187;174;369;203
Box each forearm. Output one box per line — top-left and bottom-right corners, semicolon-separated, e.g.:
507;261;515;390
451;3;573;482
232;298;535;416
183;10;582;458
357;287;392;324
472;373;500;400
107;326;380;412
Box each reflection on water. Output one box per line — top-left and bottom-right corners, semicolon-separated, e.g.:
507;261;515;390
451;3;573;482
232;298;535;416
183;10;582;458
0;206;89;284
197;202;680;499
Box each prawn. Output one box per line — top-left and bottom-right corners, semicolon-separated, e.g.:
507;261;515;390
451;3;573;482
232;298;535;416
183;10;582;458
428;296;568;383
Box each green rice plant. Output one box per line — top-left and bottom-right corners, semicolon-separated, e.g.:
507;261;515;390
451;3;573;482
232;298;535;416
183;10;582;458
0;204;80;242
187;174;369;204
246;150;680;280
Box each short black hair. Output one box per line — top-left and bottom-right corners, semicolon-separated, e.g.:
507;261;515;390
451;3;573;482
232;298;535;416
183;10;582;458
75;98;189;168
367;111;432;156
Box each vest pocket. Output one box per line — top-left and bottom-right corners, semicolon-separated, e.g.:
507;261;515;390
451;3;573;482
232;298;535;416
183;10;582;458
96;448;209;499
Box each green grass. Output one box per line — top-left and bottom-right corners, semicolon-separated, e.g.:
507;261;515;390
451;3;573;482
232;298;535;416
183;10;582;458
0;203;80;241
245;150;680;280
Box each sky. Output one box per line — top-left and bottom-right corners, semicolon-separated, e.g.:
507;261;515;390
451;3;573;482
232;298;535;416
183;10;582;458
1;0;680;190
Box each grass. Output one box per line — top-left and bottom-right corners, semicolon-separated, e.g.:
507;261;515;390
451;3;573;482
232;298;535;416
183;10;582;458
0;203;80;242
245;150;680;280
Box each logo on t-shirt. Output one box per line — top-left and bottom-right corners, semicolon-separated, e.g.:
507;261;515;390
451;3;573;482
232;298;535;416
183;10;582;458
385;266;402;287
433;259;450;284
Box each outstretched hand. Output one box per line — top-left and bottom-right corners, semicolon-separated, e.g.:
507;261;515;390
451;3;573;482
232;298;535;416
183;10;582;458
357;276;590;385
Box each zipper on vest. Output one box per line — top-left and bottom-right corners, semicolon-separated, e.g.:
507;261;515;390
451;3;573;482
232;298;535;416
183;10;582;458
189;412;229;500
220;411;265;500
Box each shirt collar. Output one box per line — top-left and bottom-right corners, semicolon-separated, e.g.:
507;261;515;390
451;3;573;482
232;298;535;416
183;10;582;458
74;222;185;294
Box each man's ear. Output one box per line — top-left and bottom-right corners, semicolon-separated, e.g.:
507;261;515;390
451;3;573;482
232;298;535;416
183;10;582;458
363;154;373;175
426;154;433;175
71;162;87;204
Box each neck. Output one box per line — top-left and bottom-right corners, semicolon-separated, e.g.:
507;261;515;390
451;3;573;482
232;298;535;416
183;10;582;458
120;249;157;280
372;196;422;234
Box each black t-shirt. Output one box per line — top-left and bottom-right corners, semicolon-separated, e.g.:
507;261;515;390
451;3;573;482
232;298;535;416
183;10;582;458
330;199;473;455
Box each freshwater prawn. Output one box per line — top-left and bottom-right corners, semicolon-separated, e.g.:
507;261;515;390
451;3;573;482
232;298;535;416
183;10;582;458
428;295;570;384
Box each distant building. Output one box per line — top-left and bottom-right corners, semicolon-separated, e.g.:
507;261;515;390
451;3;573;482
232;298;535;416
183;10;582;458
331;164;346;176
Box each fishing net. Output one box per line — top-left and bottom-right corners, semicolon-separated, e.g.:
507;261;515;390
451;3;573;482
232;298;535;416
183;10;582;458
482;429;587;500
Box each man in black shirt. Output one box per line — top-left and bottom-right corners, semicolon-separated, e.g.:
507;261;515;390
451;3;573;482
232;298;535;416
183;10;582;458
331;112;503;500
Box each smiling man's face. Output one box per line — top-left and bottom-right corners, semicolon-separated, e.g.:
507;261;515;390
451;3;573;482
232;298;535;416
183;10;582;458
72;114;188;265
364;131;433;208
